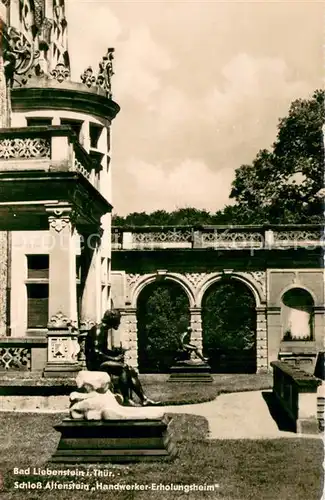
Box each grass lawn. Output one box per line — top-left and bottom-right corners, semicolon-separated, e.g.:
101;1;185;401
142;373;273;404
0;412;323;500
0;373;273;407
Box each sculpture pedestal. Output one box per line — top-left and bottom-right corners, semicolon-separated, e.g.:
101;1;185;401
169;362;213;383
50;416;177;463
278;341;318;374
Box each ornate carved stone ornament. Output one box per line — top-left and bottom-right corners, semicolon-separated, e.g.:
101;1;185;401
74;157;91;179
48;215;69;233
184;273;205;288
244;271;267;298
38;17;53;51
133;230;192;244
80;67;96;88
96;48;114;97
0;347;31;370
33;0;45;29
202;229;263;249
48;311;70;328
48;336;79;362
71;185;95;224
126;273;142;289
79;318;96;331
3;26;40;87
81;48;115;98
0;137;50;159
273;230;323;247
50;56;70;83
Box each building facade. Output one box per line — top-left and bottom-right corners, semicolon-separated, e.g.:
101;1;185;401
0;0;119;375
111;226;324;373
0;2;323;376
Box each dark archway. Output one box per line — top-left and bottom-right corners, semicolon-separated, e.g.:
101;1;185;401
137;280;190;373
202;278;257;373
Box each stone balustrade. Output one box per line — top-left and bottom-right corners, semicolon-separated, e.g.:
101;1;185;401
270;360;322;434
0;126;94;181
111;225;324;251
0;337;47;372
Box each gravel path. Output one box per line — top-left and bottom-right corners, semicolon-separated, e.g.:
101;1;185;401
0;390;322;439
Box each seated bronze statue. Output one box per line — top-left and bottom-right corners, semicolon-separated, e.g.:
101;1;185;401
85;310;158;406
176;327;208;364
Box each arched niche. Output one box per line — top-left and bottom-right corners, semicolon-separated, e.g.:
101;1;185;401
281;287;314;341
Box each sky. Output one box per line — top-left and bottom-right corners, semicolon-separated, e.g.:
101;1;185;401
67;0;323;216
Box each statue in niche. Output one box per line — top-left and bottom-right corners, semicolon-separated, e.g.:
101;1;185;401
85;309;159;406
175;327;209;365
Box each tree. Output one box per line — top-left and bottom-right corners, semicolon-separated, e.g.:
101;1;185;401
113;90;324;226
230;89;324;223
202;279;257;373
137;283;190;372
112;207;216;227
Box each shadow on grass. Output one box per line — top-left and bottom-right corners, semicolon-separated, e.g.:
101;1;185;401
262;391;295;433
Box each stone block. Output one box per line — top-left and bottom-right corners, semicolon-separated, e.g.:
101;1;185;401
50;416;177;463
296;417;319;435
169;362;212;383
31;347;47;372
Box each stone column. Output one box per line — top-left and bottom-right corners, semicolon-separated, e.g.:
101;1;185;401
79;233;102;330
0;231;8;337
79;120;90;151
0;57;9;337
43;205;80;377
77;233;102;369
0;55;9;128
119;309;138;369
256;306;268;373
314;307;325;351
189;307;203;351
267;307;282;365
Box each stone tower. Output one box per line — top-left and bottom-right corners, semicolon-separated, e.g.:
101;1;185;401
0;0;120;375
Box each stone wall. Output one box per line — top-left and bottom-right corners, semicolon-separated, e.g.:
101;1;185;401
271;360;321;434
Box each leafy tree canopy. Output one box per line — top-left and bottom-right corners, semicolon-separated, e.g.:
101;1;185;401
229;89;324;223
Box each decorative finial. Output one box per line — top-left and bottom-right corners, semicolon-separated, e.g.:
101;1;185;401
3;26;40;87
80;47;115;98
50;56;70;83
96;47;114;98
80;66;96;87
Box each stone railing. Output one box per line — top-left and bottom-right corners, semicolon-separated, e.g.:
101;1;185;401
271;361;322;434
0;337;47;372
0;126;94;181
111;225;324;251
0;137;50;159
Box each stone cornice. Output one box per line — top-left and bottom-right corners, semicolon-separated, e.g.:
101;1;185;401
11;85;120;122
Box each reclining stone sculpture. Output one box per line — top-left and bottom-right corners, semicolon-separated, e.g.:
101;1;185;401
69;370;164;420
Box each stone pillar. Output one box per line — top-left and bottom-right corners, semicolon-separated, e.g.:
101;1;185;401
0;231;8;337
80;120;90;151
0;55;9;128
120;309;138;369
43;205;80;377
79;234;102;331
77;234;102;370
256;306;268;373
314;307;325;351
0;56;10;337
189;307;203;351
267;307;282;365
